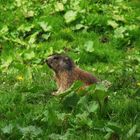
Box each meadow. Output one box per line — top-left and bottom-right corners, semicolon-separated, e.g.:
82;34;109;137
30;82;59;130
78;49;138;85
0;0;140;139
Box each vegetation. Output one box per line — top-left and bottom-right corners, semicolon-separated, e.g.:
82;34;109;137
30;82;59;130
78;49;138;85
0;0;140;139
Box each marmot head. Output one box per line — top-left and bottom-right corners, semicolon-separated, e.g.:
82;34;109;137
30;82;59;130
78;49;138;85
46;54;74;72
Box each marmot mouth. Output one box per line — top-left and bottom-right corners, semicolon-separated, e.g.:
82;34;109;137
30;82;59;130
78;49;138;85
46;60;52;68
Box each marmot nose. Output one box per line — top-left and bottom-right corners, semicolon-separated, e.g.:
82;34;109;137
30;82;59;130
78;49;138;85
44;59;49;64
43;59;48;64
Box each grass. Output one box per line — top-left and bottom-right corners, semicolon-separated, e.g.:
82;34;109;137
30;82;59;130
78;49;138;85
0;0;140;139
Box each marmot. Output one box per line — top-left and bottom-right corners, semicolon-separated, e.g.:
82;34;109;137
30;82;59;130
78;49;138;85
46;54;99;96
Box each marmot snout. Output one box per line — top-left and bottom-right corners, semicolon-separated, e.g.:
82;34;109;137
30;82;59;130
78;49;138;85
46;54;98;95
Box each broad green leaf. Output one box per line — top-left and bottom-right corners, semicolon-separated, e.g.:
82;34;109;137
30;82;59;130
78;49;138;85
0;25;8;35
114;26;126;39
113;15;126;22
23;51;35;60
75;24;84;30
84;41;94;53
1;124;14;134
55;2;64;12
88;101;99;113
57;112;66;121
96;82;108;92
62;91;79;109
19;125;42;138
127;25;138;31
104;132;113;140
28;32;38;44
48;133;63;140
15;0;22;7
1;55;13;71
116;0;123;2
69;0;81;11
62;0;67;4
49;130;71;140
106;122;122;134
44;47;54;57
77;96;88;106
24;10;35;18
76;111;93;128
72;24;87;31
39;22;52;32
24;66;33;80
64;10;77;23
127;125;137;138
18;24;34;32
17;38;27;45
42;33;51;40
107;20;118;28
59;81;84;97
136;133;140;138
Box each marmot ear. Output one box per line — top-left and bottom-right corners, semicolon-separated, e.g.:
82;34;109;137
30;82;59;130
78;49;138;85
64;57;74;70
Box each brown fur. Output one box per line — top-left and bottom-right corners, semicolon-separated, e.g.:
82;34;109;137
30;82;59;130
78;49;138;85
46;54;98;95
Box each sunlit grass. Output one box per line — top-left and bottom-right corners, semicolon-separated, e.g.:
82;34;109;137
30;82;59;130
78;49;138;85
0;0;140;139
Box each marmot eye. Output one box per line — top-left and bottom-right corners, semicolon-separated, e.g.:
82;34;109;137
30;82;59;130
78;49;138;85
53;56;59;60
